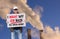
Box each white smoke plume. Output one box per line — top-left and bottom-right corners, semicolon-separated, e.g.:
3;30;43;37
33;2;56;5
1;0;60;39
31;29;40;39
31;26;60;39
33;6;43;15
0;0;43;30
42;26;60;39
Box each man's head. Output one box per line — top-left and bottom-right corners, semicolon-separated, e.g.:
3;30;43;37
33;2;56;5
13;6;18;10
13;6;19;14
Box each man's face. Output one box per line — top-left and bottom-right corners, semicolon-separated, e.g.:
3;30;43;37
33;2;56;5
13;9;18;14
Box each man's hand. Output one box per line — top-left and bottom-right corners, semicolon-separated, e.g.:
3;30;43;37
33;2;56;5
10;28;14;32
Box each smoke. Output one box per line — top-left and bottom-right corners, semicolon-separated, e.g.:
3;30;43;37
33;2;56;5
42;26;60;39
21;0;27;3
31;26;60;39
31;29;40;39
0;0;60;39
0;0;44;30
33;6;43;16
0;0;27;19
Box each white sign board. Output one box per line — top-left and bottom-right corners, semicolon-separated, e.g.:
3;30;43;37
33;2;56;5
6;13;26;28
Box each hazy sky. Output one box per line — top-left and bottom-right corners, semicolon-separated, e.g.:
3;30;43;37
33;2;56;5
27;0;60;28
0;0;60;39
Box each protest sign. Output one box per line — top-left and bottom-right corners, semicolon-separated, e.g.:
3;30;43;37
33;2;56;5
6;13;26;28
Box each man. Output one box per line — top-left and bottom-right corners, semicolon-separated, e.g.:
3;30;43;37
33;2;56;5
10;6;22;39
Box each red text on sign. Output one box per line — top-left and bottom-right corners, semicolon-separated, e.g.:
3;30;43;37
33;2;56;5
10;15;17;18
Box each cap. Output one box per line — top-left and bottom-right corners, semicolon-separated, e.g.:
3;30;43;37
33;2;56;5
13;6;18;10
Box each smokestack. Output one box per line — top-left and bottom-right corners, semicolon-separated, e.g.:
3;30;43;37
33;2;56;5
27;29;31;39
39;30;43;39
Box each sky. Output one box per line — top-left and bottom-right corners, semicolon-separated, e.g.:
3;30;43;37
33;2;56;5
27;0;60;29
0;0;60;39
